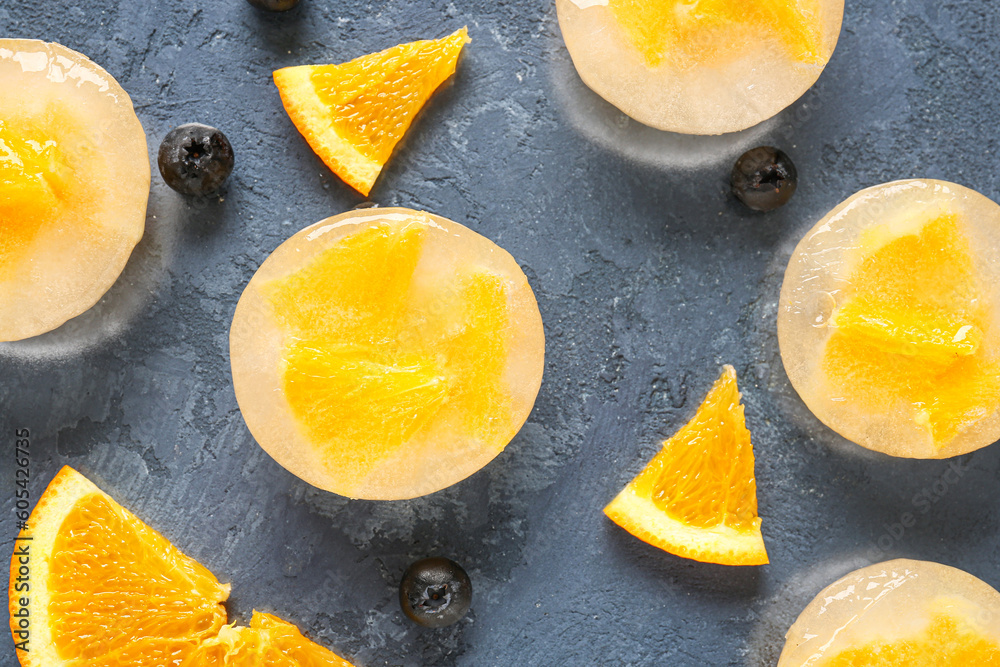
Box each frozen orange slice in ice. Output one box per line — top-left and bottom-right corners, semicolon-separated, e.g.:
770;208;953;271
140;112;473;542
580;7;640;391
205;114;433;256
778;560;1000;666
273;29;469;196
609;0;826;69
604;366;767;566
0;40;149;342
779;180;1000;458
229;208;544;500
555;0;843;134
8;466;356;667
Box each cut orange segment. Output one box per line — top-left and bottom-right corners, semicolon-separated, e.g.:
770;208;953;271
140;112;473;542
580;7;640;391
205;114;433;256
273;29;469;196
8;466;228;666
281;341;450;477
604;365;768;566
779;180;1000;458
0;116;69;265
182;613;354;666
8;466;358;667
830;298;983;362
778;560;1000;666
230;208;545;500
264;220;425;342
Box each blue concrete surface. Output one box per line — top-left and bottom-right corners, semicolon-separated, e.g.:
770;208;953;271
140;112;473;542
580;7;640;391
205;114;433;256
2;1;1000;665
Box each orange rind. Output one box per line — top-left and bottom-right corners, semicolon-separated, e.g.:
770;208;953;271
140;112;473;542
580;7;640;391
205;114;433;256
8;466;356;666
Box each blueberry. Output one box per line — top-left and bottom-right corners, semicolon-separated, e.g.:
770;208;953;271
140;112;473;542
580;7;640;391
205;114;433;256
245;0;300;11
399;558;472;628
731;146;798;212
157;124;234;196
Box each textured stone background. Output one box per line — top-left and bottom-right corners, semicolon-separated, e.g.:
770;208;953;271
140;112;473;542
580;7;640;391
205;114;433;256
3;1;1000;665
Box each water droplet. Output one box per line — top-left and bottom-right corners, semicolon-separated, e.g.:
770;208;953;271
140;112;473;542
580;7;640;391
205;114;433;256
808;291;837;328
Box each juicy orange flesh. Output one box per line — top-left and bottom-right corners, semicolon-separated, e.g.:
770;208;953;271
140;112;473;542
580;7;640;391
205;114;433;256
266;222;426;344
0;115;71;265
265;220;513;483
22;468;358;666
823;213;1000;446
632;367;759;530
282;342;450;473
442;271;511;441
310;29;468;163
820;609;1000;666
607;0;826;68
832;299;982;361
48;492;229;663
182;612;355;667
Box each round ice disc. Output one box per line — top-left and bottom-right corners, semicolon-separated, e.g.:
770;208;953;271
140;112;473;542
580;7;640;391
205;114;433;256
230;207;545;500
0;40;149;342
555;0;844;135
779;559;1000;666
778;179;1000;458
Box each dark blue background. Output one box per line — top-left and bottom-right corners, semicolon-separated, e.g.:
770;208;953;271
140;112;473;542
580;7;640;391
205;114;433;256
2;1;1000;665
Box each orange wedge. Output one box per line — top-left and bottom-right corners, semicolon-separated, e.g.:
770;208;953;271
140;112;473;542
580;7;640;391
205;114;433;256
273;29;469;196
183;613;355;666
604;366;768;566
8;466;357;667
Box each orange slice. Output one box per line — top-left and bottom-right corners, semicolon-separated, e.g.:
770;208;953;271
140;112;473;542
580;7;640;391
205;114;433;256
604;366;767;566
8;466;357;667
273;29;469;196
183;613;354;666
